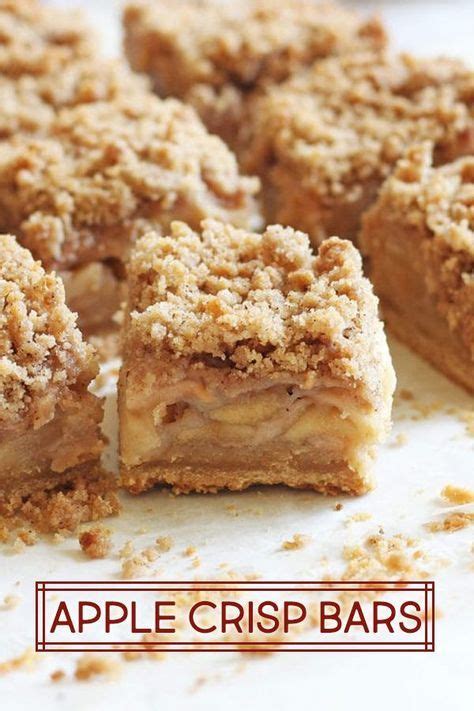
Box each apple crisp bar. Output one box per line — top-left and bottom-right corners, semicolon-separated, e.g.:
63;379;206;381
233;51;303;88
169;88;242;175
119;219;395;496
123;0;386;149
243;50;474;245
360;142;474;393
0;235;115;519
0;96;260;335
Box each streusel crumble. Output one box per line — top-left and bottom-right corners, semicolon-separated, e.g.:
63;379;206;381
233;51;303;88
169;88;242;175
0;0;94;77
123;0;386;149
244;50;474;244
119;219;395;495
360;142;474;392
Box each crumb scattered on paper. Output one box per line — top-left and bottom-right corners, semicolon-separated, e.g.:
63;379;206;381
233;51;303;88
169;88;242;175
426;513;474;533
281;533;311;550
75;655;121;681
79;525;112;559
441;485;474;505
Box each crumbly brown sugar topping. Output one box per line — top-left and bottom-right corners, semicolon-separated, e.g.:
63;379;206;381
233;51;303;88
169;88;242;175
245;51;473;196
0;58;149;140
124;0;386;92
0;0;94;77
0;96;259;268
0;235;97;430
127;219;385;385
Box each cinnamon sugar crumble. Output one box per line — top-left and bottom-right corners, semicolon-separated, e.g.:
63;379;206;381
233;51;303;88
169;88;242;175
127;219;389;393
0;235;97;429
78;525;112;559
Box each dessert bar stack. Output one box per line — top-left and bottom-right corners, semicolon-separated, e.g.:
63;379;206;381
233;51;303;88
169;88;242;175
1;0;472;517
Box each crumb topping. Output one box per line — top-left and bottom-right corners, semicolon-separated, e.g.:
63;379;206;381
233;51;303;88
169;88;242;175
245;51;473;199
126;219;390;393
0;0;94;77
0;235;97;430
0;58;149;140
124;0;386;95
0;96;259;269
362;142;474;356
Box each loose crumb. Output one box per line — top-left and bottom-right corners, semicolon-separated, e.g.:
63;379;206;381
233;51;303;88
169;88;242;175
0;648;38;676
426;513;474;533
121;555;151;579
183;546;197;557
50;669;65;683
333;503;343;511
441;485;474;506
79;526;112;559
1;594;21;611
155;536;173;552
119;540;134;558
344;512;372;526
391;432;407;447
281;533;311;550
75;655;121;681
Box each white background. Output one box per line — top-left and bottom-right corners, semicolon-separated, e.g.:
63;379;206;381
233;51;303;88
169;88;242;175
0;2;473;709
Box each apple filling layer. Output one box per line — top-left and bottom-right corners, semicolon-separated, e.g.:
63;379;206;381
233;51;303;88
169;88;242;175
120;380;380;487
0;393;103;500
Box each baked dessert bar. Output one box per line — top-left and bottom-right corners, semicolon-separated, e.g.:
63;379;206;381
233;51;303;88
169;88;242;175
0;235;113;516
243;51;474;245
119;219;395;495
360;142;474;393
123;0;386;149
0;96;259;335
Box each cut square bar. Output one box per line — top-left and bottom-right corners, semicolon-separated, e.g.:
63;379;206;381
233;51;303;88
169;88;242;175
119;219;395;495
360;142;474;393
0;96;260;336
243;51;474;245
123;0;386;150
0;235;117;524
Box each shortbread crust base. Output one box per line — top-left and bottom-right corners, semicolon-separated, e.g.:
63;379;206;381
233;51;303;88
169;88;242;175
121;461;373;497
